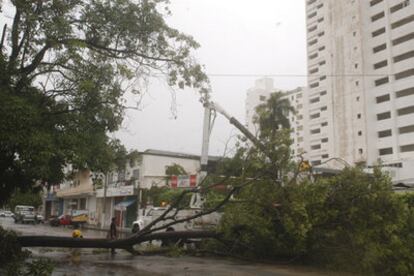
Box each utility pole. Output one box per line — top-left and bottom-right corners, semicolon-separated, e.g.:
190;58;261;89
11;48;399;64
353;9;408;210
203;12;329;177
101;173;108;229
136;178;141;218
200;90;212;180
192;91;212;208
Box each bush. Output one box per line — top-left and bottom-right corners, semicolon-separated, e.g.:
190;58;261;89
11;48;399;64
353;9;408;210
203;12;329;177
0;226;54;276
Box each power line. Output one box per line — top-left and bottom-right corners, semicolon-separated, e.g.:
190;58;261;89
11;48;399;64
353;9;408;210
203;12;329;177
206;73;398;78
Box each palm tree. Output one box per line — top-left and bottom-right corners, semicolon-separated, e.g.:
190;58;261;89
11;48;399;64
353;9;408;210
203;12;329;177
254;92;295;139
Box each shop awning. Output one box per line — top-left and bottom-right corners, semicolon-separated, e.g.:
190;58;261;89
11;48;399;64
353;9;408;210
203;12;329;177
114;199;136;211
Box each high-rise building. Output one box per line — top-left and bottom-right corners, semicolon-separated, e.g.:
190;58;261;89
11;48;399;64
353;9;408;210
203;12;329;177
305;0;414;182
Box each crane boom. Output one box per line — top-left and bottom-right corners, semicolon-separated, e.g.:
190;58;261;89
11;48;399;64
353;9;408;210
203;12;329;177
207;101;266;154
199;99;267;182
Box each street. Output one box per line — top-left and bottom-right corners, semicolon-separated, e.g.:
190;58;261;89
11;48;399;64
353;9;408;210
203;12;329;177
1;217;334;276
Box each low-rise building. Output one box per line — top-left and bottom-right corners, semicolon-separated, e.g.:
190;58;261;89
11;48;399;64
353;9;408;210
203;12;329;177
56;168;98;225
95;149;220;229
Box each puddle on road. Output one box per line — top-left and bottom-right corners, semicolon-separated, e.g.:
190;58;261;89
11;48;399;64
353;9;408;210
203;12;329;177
51;262;158;276
30;248;164;276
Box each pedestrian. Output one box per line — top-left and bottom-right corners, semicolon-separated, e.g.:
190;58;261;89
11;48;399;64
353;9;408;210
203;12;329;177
109;217;117;254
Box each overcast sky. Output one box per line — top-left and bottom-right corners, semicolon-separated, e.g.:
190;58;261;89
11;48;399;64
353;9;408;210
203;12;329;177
117;0;308;157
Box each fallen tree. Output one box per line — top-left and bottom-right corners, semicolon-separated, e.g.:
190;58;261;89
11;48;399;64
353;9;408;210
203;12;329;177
17;230;220;249
15;175;260;253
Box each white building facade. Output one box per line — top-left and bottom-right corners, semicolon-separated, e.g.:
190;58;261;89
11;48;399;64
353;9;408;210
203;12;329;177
305;0;414;182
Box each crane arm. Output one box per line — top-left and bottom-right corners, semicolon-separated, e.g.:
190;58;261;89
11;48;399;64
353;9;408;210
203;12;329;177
207;101;267;154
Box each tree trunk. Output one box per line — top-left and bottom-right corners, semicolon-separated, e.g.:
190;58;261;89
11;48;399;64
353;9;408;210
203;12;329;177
17;231;220;249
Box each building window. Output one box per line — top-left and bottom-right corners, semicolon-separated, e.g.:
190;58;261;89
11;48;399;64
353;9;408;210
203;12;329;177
376;94;390;103
259;95;266;101
390;0;410;13
310;97;320;104
310;82;320;88
394;50;414;63
311;160;322;166
397;105;414;116
358;131;363;136
311;144;321;150
374;60;388;69
372;27;386;37
357;113;362;119
379;147;393;155
391;14;414;29
311;128;321;134
309;67;318;74
118;170;126;182
321;122;328;127
321;106;327;111
322;154;329;159
308;11;317;19
392;32;414;46
321;138;329;143
370;0;383;6
377;111;391;120
396;87;414;98
378;129;392;137
80;198;87;210
395;68;414;80
308;39;318;46
310;113;321;119
401;144;414;153
320;91;327;96
399;124;414;134
358;148;364;154
356;96;360;102
355;81;359;86
371;12;385;22
375;77;389;86
373;43;387;53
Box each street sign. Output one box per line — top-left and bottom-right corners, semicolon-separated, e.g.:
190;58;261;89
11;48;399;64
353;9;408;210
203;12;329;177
171;175;197;188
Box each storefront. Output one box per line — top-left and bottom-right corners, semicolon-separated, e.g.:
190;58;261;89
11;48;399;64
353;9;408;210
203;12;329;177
114;196;137;228
96;185;137;228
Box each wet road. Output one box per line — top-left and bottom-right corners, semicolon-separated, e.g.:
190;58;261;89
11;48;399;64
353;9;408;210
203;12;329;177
1;217;333;276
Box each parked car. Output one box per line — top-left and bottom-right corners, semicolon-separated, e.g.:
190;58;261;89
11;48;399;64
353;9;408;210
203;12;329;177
49;215;72;227
49;210;88;227
14;205;36;224
2;211;15;217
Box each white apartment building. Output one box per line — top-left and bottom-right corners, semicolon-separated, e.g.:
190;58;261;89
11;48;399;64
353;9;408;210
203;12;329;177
245;78;309;160
305;0;414;183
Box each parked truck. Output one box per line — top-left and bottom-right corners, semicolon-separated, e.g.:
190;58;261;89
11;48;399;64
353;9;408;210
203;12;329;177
14;205;36;224
131;206;220;234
